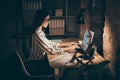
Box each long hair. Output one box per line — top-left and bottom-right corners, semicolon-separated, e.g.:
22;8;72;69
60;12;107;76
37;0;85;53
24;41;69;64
32;9;49;32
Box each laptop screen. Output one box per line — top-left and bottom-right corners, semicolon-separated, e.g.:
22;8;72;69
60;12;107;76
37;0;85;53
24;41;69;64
81;30;94;51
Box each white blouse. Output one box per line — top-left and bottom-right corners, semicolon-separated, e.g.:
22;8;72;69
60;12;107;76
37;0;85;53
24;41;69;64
36;29;63;53
28;29;63;60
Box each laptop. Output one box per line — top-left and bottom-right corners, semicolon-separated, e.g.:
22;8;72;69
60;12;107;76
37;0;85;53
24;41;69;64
79;30;94;51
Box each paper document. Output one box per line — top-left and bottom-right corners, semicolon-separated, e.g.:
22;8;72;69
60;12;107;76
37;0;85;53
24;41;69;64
49;53;73;66
50;39;62;43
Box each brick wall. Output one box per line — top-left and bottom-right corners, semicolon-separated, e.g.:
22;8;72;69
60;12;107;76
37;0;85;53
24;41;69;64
103;0;120;80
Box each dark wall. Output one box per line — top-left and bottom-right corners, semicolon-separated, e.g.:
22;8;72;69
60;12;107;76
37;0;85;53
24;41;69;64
0;0;17;61
0;0;24;80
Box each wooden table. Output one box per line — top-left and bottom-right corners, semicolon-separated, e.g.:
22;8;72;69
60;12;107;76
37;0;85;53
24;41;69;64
47;39;108;80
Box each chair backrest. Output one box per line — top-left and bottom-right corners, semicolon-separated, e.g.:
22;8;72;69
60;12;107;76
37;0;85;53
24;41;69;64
15;48;55;79
15;48;31;77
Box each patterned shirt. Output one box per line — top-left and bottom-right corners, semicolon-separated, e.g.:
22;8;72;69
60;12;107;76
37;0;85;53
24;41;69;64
28;29;63;60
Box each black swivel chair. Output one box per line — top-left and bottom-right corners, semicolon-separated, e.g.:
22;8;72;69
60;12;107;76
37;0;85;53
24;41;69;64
15;48;54;80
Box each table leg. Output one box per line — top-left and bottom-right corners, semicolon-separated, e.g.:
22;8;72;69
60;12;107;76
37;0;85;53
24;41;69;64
54;68;59;80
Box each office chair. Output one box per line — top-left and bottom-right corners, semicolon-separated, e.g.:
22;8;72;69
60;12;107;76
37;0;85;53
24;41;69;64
15;48;54;80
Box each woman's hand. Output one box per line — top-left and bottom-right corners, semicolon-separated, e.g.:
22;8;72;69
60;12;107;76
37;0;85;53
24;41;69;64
69;42;78;46
58;42;78;47
62;44;79;53
68;44;79;50
67;44;79;53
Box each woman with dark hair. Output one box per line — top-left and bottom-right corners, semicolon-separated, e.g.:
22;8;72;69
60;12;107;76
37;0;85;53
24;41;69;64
29;9;79;60
27;9;79;76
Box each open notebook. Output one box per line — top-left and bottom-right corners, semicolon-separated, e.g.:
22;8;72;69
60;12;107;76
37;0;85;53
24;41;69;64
79;30;94;51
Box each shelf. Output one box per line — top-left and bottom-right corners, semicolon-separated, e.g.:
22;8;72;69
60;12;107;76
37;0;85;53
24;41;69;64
18;0;80;39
